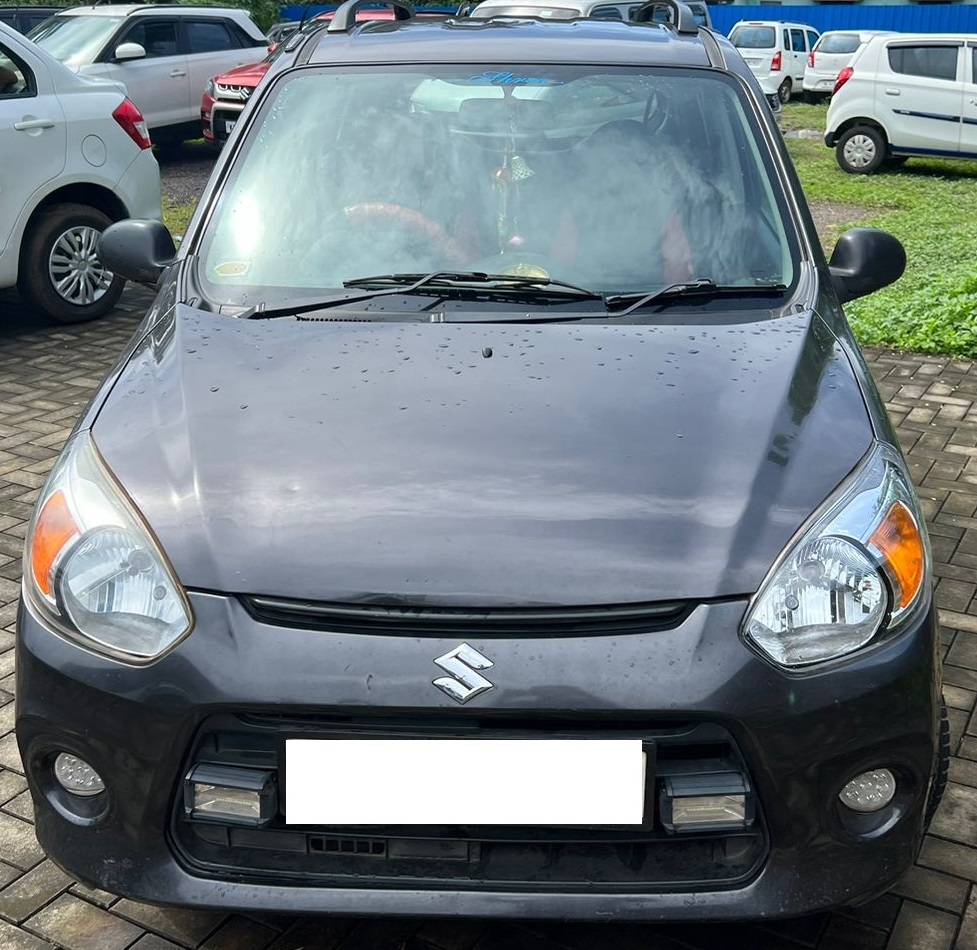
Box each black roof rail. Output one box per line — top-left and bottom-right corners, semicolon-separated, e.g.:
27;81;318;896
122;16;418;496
632;0;697;36
326;0;413;33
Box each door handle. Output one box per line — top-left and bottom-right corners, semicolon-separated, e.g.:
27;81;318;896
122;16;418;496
14;117;54;131
884;88;901;96
169;69;187;78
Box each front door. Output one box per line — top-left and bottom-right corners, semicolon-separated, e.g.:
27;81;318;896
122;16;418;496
95;17;189;131
881;41;963;155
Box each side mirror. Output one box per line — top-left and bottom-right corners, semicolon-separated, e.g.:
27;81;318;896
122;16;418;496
828;228;905;304
98;219;177;285
114;42;146;62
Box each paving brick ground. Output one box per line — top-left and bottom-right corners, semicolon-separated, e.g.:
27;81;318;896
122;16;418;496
0;285;976;950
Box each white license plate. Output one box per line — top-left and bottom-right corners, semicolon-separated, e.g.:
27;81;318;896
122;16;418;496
225;119;236;133
744;57;760;66
285;739;646;825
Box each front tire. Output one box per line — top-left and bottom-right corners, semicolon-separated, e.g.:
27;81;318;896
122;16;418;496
17;203;124;323
777;78;792;104
836;125;886;174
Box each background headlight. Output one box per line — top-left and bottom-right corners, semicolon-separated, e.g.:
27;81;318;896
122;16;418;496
743;443;929;669
24;432;192;663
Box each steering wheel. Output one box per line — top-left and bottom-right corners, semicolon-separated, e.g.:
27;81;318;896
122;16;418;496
337;203;471;266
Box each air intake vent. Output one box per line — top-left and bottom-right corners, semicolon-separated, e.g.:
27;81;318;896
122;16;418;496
310;836;386;856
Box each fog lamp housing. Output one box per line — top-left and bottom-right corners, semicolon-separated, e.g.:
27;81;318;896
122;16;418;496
659;772;754;834
184;764;278;826
839;768;896;814
53;752;105;797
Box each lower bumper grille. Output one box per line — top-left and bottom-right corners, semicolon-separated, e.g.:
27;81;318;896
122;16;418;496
171;714;767;892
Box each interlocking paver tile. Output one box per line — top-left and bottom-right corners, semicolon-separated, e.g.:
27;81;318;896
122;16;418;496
26;893;143;950
0;812;43;871
887;901;957;950
201;915;279;950
0;859;73;924
112;899;227;946
931;784;977;845
0;915;54;949
267;918;357;950
892;865;970;914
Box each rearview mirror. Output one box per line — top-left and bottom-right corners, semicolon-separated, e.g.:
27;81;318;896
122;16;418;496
114;42;146;62
98;219;177;285
828;228;905;304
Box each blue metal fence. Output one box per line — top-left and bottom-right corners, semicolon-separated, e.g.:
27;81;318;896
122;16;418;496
279;2;977;32
707;5;977;35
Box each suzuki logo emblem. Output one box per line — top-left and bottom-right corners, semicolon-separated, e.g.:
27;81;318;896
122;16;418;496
432;643;495;704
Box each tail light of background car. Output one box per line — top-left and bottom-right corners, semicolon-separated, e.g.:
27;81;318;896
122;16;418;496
808;51;815;68
112;98;152;150
834;66;854;95
771;51;782;72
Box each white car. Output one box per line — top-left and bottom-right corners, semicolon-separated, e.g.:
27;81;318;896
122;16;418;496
803;30;894;103
468;0;712;27
28;5;267;145
729;20;820;104
825;32;977;174
0;21;161;322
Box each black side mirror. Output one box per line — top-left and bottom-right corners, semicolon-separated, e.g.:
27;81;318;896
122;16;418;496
828;228;905;304
98;219;177;285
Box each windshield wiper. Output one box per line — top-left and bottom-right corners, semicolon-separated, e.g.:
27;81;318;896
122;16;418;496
344;271;601;296
605;278;788;318
238;270;603;319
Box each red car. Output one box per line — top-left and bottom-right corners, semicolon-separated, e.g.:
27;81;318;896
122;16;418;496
202;10;400;146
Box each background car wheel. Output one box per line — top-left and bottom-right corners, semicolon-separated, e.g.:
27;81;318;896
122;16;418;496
777;79;792;104
925;699;950;828
18;203;124;323
836;126;886;174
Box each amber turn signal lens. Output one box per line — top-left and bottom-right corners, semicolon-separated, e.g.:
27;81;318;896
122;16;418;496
31;490;79;598
869;500;925;609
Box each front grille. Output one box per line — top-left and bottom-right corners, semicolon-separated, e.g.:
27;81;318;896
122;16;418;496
171;713;767;892
240;596;692;637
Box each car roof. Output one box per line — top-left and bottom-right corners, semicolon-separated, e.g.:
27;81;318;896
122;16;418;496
54;4;247;16
296;17;715;68
866;32;976;42
473;0;627;12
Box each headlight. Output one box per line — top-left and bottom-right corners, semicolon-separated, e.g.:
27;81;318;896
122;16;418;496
24;432;192;664
742;442;929;668
205;78;216;99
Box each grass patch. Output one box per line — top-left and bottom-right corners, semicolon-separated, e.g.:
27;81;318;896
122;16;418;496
783;104;977;357
162;197;198;239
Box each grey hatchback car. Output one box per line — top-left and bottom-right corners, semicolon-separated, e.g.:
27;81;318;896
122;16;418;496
17;0;945;923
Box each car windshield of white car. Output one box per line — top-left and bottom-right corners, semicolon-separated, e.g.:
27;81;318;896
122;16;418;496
29;15;123;66
194;64;798;314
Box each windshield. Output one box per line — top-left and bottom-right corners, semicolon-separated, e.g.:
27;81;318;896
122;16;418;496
729;26;776;50
816;34;861;55
29;14;122;66
196;65;796;312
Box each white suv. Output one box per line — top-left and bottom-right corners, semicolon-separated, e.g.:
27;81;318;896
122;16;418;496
826;33;977;174
28;5;267;145
729;20;820;105
0;21;161;322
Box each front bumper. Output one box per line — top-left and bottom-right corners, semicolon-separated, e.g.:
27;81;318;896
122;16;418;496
17;591;940;920
209;101;245;145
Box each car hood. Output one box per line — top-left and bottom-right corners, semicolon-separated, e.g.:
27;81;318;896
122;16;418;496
214;60;269;86
92;305;874;607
